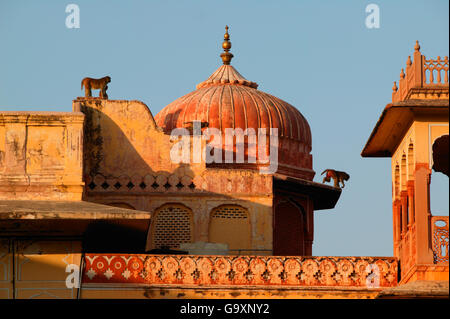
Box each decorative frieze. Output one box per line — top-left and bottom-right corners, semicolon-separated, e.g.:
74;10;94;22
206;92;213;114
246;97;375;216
82;254;398;288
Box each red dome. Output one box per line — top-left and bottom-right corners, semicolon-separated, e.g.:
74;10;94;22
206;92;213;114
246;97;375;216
155;64;314;180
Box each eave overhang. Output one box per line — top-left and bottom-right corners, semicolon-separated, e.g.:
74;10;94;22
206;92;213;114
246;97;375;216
0;200;151;237
273;175;341;210
361;99;449;158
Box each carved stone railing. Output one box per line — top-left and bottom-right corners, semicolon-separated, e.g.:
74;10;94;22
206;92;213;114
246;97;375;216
84;171;272;195
392;41;449;103
82;254;398;288
398;222;417;278
424;56;449;86
431;216;449;264
85;174;196;193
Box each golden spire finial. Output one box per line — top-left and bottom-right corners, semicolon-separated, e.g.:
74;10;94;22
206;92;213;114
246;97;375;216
220;25;234;65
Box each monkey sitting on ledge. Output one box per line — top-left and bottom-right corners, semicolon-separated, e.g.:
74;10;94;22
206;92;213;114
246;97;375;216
81;76;111;99
321;169;350;189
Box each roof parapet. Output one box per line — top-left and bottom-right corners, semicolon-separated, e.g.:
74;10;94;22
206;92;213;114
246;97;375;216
392;41;449;103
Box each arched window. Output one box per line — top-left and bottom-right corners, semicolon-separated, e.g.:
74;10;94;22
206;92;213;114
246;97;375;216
408;143;414;180
401;154;407;190
394;165;400;198
209;205;251;252
151;204;193;249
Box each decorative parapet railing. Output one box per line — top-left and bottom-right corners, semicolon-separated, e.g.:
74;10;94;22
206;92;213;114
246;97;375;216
82;254;398;288
85;174;197;193
431;216;449;264
392;41;449;103
423;56;449;86
84;171;272;195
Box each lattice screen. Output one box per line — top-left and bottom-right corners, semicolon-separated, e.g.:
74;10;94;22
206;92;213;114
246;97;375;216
211;205;249;219
432;218;449;264
151;204;193;249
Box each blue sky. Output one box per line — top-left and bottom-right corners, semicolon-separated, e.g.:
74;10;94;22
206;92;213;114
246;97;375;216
0;0;448;256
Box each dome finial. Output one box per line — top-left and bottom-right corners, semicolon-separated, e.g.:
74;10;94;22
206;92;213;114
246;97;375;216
220;25;234;65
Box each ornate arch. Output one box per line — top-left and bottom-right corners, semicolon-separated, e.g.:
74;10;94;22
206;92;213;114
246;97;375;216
407;142;414;180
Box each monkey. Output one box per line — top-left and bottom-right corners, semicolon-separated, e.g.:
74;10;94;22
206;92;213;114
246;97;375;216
81;76;111;98
321;169;350;189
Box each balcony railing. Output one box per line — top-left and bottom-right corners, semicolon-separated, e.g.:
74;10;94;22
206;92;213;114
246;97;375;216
82;254;398;288
431;216;449;264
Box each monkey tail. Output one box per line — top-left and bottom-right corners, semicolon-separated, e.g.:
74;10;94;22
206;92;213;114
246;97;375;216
81;80;84;90
321;169;329;175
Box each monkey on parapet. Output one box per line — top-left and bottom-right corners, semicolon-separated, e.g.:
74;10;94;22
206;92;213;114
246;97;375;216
81;76;111;98
321;169;350;189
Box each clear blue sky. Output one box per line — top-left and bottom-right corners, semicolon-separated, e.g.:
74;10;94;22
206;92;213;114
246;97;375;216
0;0;448;256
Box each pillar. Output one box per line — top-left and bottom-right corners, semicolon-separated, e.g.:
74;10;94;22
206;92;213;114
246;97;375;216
401;191;408;236
393;199;401;257
413;164;434;264
407;180;415;226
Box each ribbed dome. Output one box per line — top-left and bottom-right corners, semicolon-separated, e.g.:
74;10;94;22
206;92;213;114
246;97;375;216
154;27;314;180
156;65;311;145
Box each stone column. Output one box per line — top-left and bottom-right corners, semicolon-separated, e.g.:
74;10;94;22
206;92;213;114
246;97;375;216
413;164;434;265
401;191;408;235
196;201;209;243
407;180;415;225
393;199;401;257
305;199;314;256
413;41;423;87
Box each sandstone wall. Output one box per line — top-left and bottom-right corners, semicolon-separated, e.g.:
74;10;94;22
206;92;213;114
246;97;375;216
0;111;84;200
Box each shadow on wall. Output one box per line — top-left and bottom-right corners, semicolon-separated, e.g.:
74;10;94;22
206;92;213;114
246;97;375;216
79;101;198;253
80;100;200;202
82;221;148;253
161;108;182;134
81;100;165;178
